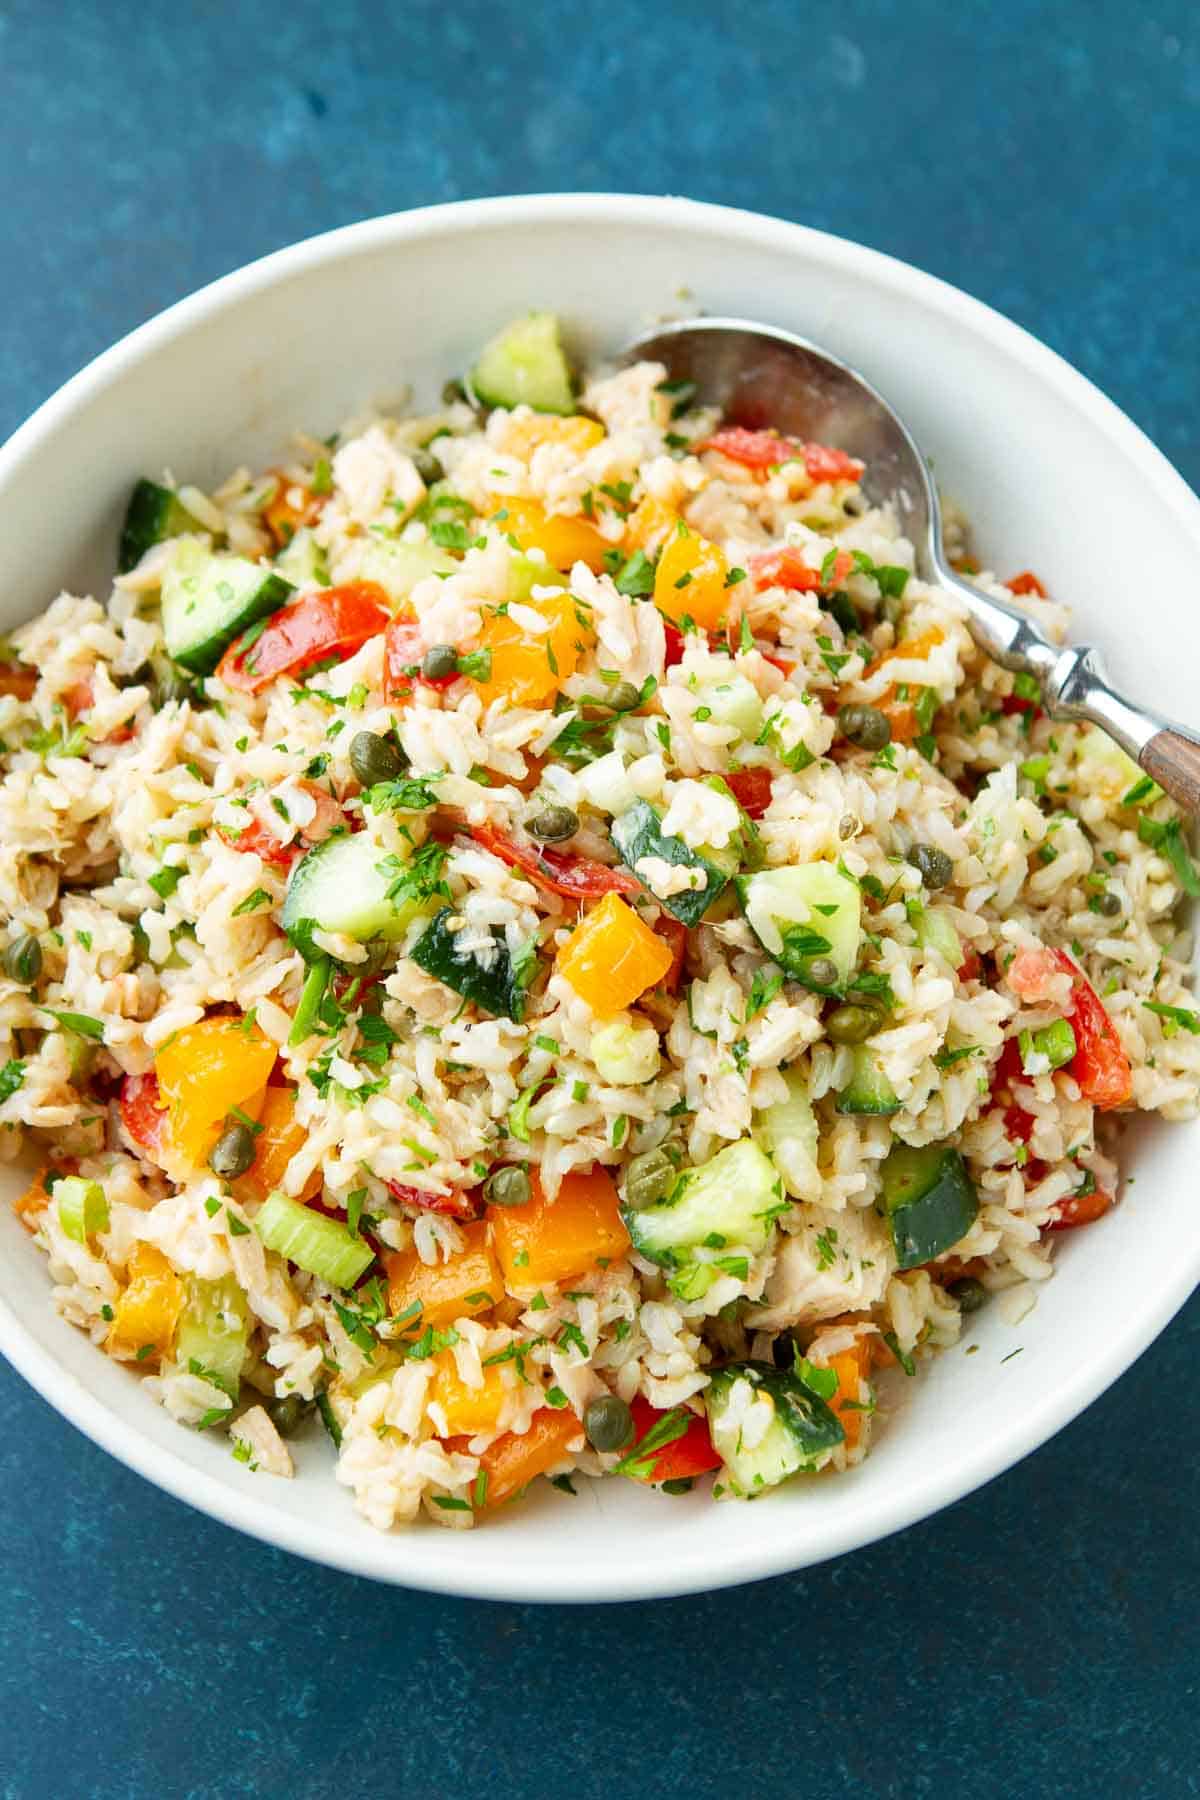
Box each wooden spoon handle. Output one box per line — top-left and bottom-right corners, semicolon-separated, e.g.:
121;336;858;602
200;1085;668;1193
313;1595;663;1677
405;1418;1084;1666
1139;729;1200;814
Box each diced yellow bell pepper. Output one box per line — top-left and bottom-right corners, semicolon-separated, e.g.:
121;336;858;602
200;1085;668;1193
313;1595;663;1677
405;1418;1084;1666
154;1015;277;1171
555;892;675;1013
653;525;730;629
465;1406;583;1507
624;494;679;554
824;1340;874;1450
234;1084;320;1204
429;1347;510;1437
106;1241;185;1362
383;1220;502;1332
492;496;611;573
489;1167;629;1290
13;1166;52;1232
471;584;592;709
501;414;605;460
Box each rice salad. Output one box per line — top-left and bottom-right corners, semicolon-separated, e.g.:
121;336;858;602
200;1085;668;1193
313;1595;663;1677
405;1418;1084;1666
4;311;1198;1530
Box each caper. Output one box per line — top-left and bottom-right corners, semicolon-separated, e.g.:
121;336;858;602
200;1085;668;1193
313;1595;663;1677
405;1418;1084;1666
605;680;641;713
839;813;859;841
3;933;42;986
349;729;404;787
484;1165;530;1208
837;703;892;751
527;804;579;843
411;446;444;485
772;1332;799;1369
209;1121;256;1180
825;1003;879;1045
117;660;154;692
948;1276;988;1314
806;956;840;992
266;1393;315;1437
907;842;954;890
421;644;459;682
584;1392;634;1453
441;377;469;407
1095;890;1123;918
622;1147;676;1211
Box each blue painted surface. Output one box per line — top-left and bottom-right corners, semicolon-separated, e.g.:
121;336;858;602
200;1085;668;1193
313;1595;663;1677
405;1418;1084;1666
2;1;1198;1794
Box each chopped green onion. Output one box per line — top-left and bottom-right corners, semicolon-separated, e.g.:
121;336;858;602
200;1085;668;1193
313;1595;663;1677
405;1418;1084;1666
1018;1019;1077;1074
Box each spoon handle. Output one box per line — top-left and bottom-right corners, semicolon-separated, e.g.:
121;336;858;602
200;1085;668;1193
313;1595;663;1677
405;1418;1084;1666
1138;729;1200;815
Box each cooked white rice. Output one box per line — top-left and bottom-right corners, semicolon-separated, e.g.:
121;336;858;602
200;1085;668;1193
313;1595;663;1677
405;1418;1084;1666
5;327;1198;1531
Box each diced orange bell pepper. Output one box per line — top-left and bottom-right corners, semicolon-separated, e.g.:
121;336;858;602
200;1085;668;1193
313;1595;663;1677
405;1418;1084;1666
106;1241;185;1362
13;1166;53;1231
383;1219;502;1332
234;1084;320;1204
492;497;610;573
462;1405;583;1507
154;1015;277;1171
501;414;605;460
489;1166;629;1290
862;626;945;744
824;1341;873;1450
624;495;679;555
429;1347;510;1437
470;584;592;709
555;891;675;1013
262;469;323;549
653;526;730;630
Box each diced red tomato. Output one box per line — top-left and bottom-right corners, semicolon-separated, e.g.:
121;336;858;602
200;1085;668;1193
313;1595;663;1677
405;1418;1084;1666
723;766;773;819
119;1072;170;1165
217;582;390;693
1048;1184;1113;1231
654;913;688;993
0;664;37;701
626;1395;721;1482
747;547;822;593
1003;1104;1035;1147
382;615;460;704
471;823;641;904
1008;570;1048;598
1004;948;1132;1111
699;428;864;485
957;947;983;984
61;676;135;744
219;780;342;867
386;1179;481;1222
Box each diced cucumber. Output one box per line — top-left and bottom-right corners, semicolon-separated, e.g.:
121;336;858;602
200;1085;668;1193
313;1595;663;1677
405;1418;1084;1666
836;1044;901;1115
254;1189;374;1288
611;799;730;928
753;1069;818;1199
878;1141;978;1268
409;906;533;1022
354;537;455;604
161;538;293;675
738;863;861;995
281;833;428;959
175;1275;249;1397
911;902;962;969
622;1138;780;1268
118;479;202;574
56;1176;109;1243
694;675;764;742
470;312;575;414
507;551;568;603
275;526;330;591
706;1361;844;1494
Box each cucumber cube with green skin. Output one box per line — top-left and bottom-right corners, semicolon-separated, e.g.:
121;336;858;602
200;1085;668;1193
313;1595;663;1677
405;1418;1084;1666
611;799;730;928
622;1138;780;1268
879;1142;979;1268
706;1361;844;1494
753;1068;819;1198
507;552;568;603
352;537;456;604
175;1275;249;1397
470;312;575;414
738;863;861;995
281;833;433;960
835;1043;901;1116
409;906;532;1022
275;527;330;591
118;479;202;574
161;538;294;674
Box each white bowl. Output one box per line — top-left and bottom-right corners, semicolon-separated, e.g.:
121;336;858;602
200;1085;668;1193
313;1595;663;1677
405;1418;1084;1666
1;195;1197;1603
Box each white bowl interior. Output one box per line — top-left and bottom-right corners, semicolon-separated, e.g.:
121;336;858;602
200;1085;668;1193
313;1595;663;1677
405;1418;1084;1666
1;196;1197;1601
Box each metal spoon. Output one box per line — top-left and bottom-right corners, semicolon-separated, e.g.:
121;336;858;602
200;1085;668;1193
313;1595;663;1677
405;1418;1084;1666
623;317;1200;814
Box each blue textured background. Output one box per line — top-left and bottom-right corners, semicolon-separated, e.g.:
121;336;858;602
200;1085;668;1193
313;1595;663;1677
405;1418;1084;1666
2;3;1199;1795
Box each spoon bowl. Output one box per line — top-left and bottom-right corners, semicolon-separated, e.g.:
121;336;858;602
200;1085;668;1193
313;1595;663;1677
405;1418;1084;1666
624;317;1200;813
